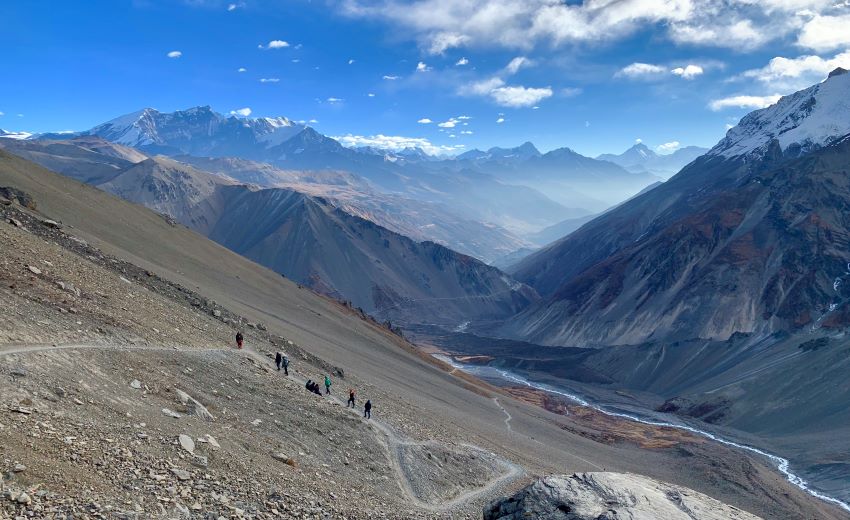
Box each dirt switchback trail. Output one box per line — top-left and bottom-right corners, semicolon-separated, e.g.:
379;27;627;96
2;341;525;514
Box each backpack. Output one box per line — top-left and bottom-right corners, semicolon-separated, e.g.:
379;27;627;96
283;356;289;367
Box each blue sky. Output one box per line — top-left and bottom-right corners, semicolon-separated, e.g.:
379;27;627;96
2;0;849;156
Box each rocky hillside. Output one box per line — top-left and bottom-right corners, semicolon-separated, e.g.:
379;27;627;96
508;70;850;346
0;147;538;328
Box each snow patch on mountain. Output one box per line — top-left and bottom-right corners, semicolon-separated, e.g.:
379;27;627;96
0;130;33;140
710;68;850;159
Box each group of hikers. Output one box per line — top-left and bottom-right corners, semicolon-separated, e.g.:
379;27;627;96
239;332;373;419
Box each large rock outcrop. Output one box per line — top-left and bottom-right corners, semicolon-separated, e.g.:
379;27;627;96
484;472;762;520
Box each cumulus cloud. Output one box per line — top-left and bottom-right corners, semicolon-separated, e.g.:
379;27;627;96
455;57;469;66
616;62;666;78
460;130;473;134
489;86;553;107
418;118;433;124
797;14;850;51
229;107;252;117
671;64;704;79
416;61;431;72
348;59;356;65
259;78;280;83
438;118;458;128
496;117;505;123
237;67;247;72
504;56;532;75
382;75;400;80
226;2;244;11
167;51;182;58
332;133;465;155
740;50;850;90
259;40;289;50
326;97;344;103
367;92;376;97
709;94;782;111
656;141;681;153
341;0;848;54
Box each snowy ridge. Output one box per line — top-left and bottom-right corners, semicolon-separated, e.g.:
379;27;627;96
0;129;33;140
87;106;306;150
710;68;850;159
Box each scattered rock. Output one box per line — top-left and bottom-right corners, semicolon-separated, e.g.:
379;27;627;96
10;367;27;377
15;492;31;505
171;468;192;481
13;463;26;473
26;265;42;275
40;219;61;229
162;408;182;419
129;379;142;390
212;309;222;318
8;217;23;228
179;434;195;454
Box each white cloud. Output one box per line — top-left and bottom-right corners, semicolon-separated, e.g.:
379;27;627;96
0;112;4;116
455;57;469;66
561;87;582;97
489;86;553;107
460;75;551;107
259;78;280;83
332;133;465;155
460;130;473;134
237;67;247;72
669;19;771;50
496;117;505;123
227;2;244;11
327;97;344;103
656;141;681;153
417;118;433;124
616;62;666;79
428;32;470;54
167;51;182;59
635;138;643;143
740;50;850;90
797;14;850;51
367;93;376;97
671;64;704;79
229;107;252;117
382;75;400;80
456;115;471;120
348;59;356;65
709;94;782;111
438;119;457;128
416;61;431;72
504;56;532;75
259;40;289;50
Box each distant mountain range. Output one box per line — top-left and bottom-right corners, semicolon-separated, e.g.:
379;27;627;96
597;143;708;179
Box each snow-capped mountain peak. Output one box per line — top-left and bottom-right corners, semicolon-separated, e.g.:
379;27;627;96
710;68;850;159
0;129;34;140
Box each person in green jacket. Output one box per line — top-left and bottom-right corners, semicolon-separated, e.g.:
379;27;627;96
324;375;332;395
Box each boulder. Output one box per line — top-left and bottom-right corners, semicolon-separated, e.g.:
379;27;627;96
483;473;763;520
175;389;215;422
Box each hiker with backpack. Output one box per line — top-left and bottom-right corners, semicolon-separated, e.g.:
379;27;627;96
347;388;356;408
281;354;290;375
364;399;372;419
235;331;244;349
275;352;282;370
324;375;332;395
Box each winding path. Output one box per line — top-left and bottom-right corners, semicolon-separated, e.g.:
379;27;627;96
1;341;525;513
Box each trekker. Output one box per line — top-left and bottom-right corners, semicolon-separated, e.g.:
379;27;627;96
282;354;290;376
324;375;332;395
275;352;282;370
312;382;323;396
364;400;372;419
306;379;313;392
347;388;356;408
235;331;244;349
